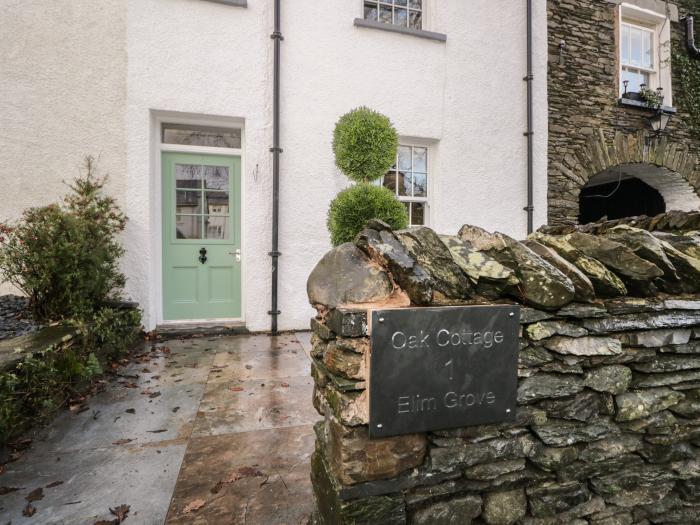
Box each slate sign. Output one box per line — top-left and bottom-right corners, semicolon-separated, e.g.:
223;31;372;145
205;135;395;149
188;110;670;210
369;305;520;438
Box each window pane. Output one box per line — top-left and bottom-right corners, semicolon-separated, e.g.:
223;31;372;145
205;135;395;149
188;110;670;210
162;124;241;149
383;171;397;193
413;172;427;198
394;7;408;26
413;147;427;173
411;202;425;226
642;30;653;69
395;0;407;6
205;191;229;215
621;25;630;65
397;172;410;197
404;202;411;224
175;164;202;189
175;215;201;239
398;146;412;171
364;2;378;20
176;191;202;214
204;166;229;190
409;10;422;29
379;5;392;23
409;0;421;8
205;216;230;240
630;27;641;67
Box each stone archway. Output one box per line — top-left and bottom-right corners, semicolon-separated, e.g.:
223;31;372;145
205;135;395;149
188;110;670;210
548;129;700;225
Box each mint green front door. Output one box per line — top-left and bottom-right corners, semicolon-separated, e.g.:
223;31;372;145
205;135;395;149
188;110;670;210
162;152;241;320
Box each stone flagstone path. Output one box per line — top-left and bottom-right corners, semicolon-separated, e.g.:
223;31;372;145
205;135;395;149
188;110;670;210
0;332;318;525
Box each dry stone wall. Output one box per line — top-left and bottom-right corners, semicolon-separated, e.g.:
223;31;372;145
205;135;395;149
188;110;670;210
307;213;700;525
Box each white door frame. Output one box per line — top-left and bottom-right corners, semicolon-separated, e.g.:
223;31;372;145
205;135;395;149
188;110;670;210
150;110;247;326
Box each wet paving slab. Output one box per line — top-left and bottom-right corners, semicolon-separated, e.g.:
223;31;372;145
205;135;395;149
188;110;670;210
0;332;318;525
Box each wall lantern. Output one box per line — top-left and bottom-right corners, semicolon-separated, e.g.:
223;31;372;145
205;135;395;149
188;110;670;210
647;87;673;137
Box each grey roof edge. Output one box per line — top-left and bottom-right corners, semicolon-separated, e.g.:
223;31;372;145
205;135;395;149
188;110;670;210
353;18;447;42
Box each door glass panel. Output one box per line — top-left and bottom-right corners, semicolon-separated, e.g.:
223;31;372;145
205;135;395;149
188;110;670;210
205;216;230;240
176;191;202;214
204;166;229;190
163;124;241;149
176;164;202;189
175;215;202;239
205;191;229;215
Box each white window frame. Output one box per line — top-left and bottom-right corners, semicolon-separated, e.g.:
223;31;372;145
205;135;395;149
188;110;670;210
618;3;673;105
620;21;656;92
361;0;429;31
378;143;431;227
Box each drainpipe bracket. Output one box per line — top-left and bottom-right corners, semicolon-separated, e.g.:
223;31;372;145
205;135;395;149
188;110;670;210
523;74;534;81
271;32;284;40
268;310;282;316
523;131;534;137
268;251;282;257
523;206;535;212
269;147;284;153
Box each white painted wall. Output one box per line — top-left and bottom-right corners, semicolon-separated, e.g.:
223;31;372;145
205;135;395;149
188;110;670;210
0;0;548;332
0;0;128;295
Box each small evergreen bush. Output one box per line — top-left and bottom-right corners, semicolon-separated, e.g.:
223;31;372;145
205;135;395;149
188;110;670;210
333;107;399;183
0;156;127;322
327;183;408;246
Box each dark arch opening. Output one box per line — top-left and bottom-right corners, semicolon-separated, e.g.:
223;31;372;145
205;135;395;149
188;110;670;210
579;176;666;224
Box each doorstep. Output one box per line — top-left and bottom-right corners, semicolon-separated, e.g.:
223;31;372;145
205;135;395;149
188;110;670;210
156;321;248;338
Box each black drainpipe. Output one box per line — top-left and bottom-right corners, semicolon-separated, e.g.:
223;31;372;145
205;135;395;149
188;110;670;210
269;0;282;335
683;15;700;58
524;0;535;234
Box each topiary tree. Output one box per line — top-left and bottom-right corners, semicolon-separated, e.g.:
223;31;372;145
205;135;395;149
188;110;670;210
327;184;408;246
327;107;408;245
333;107;400;183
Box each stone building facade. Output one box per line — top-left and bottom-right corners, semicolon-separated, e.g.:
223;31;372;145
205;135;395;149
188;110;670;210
548;0;700;226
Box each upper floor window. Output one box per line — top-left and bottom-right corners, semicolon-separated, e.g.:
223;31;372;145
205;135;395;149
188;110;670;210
620;21;655;93
364;0;423;30
379;145;428;226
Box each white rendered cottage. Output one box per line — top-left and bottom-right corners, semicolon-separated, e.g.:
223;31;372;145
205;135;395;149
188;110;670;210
0;0;548;332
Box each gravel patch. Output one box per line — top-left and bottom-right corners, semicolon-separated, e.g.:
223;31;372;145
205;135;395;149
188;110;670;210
0;295;40;340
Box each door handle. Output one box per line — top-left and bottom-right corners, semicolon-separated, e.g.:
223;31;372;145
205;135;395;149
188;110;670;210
229;249;241;262
199;247;208;264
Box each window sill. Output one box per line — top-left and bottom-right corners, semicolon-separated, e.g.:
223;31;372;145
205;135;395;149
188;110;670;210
202;0;247;7
353;18;447;42
618;97;676;113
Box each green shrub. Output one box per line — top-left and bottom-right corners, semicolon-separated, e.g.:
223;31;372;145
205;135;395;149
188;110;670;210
333;107;399;183
78;306;142;362
327;183;409;246
0;156;127;322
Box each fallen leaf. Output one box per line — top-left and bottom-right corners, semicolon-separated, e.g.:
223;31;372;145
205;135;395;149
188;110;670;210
281;383;290;388
149;392;161;399
0;486;21;495
147;429;167;433
172;407;180;413
125;408;136;414
224;466;266;483
112;439;133;445
26;487;44;502
23;503;36;517
182;498;206;514
45;480;63;488
110;504;130;522
230;386;244;392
